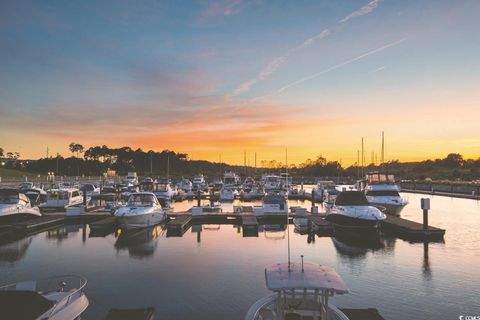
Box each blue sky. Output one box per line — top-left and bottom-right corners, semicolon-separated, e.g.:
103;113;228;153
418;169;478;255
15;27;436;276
1;0;479;164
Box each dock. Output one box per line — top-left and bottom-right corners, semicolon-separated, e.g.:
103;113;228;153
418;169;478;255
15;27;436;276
381;215;445;241
306;215;334;234
13;216;66;231
340;308;384;320
241;215;259;237
89;216;117;231
166;214;192;236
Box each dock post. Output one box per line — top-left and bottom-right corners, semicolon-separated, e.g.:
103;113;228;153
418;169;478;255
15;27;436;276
197;190;201;207
421;198;430;231
83;190;87;206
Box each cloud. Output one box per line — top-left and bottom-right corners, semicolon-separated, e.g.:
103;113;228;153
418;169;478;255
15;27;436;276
232;0;383;96
278;38;406;93
201;0;244;18
339;0;382;23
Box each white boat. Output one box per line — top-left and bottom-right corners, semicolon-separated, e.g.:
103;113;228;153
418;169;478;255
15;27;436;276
126;172;138;185
40;188;84;213
324;185;340;205
245;262;350;320
242;176;256;191
155;183;175;200
364;173;408;216
114;192;166;229
223;172;240;188
192;174;206;190
326;191;386;236
20;188;47;206
0;189;41;224
219;187;237;201
0;275;89;320
262;175;281;192
80;183;100;198
176;178;193;192
256;194;288;216
311;180;335;202
280;173;293;190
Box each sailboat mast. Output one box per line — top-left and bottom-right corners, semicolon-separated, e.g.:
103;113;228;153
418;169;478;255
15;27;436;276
381;131;385;167
286;148;291;272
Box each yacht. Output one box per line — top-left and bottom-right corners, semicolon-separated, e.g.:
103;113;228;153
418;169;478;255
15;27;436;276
155;183;175;200
242;176;256;192
223;172;240;189
245;262;350;320
325;191;386;235
364;173;408;216
114;192;166;229
20;188;47;206
256;194;288;216
219;187;237;201
0;275;89;320
262;175;281;192
0;189;42;224
323;185;340;205
126;172;138;185
311;180;335;202
80;183;100;198
279;173;293;190
39;188;83;213
177;178;193;192
192;174;206;190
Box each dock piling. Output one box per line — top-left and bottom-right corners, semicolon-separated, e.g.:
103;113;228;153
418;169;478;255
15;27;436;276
421;198;430;231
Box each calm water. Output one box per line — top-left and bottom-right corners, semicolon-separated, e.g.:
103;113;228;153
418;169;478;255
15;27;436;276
1;193;480;319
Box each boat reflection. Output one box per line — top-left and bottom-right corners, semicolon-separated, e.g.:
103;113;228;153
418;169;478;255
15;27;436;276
114;225;165;259
46;224;83;243
262;224;286;240
331;234;384;259
0;237;32;265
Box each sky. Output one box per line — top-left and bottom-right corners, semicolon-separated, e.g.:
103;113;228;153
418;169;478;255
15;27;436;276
1;0;479;165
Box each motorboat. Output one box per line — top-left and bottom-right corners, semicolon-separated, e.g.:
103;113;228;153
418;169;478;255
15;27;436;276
311;180;335;202
18;182;35;191
323;185;340;205
20;188;47;206
0;189;41;224
155;183;175;201
138;178;156;192
280;173;293;190
262;175;281;192
241;184;266;201
0;275;89;320
176;178;193;192
223;172;240;189
126;172;138;185
219;187;237;201
79;183;99;198
40;188;83;213
245;262;350;320
325;191;386;235
364;173;408;216
256;194;288;216
192;174;206;190
114;192;166;229
242;177;256;191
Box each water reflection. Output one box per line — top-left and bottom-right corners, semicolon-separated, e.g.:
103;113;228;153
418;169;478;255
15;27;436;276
262;224;286;240
0;237;32;265
46;224;84;243
332;234;384;259
423;241;431;281
114;226;165;259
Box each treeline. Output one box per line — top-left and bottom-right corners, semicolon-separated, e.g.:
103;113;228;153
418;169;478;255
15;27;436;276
2;143;480;181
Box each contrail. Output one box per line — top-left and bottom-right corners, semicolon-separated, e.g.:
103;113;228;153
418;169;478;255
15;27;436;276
277;38;406;93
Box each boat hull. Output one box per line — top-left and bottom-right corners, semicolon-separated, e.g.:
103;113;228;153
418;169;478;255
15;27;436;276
116;212;166;229
326;213;381;237
370;202;407;216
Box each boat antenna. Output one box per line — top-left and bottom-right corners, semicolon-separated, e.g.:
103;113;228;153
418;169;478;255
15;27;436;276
381;131;385;170
286;148;291;272
301;255;304;272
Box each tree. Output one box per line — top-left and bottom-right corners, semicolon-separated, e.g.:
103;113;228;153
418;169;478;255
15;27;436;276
0;147;3;157
69;142;84;158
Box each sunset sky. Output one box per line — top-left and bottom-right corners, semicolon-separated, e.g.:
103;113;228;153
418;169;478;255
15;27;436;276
1;0;479;165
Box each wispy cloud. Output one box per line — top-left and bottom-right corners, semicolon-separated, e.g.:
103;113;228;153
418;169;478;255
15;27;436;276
339;0;382;23
201;0;244;18
278;38;406;93
232;0;383;96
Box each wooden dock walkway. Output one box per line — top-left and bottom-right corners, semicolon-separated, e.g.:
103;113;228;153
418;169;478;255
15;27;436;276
381;215;445;241
13;216;66;231
241;215;259;237
166;215;192;236
89;216;117;231
306;215;334;234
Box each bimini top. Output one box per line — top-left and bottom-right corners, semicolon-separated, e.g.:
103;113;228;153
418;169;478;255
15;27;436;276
265;262;348;294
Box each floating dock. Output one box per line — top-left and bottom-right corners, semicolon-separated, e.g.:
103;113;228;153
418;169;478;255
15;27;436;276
381;215;445;241
89;216;117;231
166;214;192;236
340;308;385;320
241;215;259;237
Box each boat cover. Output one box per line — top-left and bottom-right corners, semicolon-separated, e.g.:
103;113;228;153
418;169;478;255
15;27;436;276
0;290;53;319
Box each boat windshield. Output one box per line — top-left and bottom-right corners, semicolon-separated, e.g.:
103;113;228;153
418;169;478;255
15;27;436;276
366;190;400;197
47;191;70;200
128;194;157;207
335;191;369;206
264;195;286;205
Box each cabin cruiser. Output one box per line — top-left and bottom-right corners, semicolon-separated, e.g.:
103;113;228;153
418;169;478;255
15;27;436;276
326;191;386;235
363;173;408;216
39;188;83;213
20;188;47;206
245;262;350;320
223;172;240;189
0;189;41;223
192;174;206;190
155;183;175;200
126;172;138;185
280;173;293;190
219;187;237;201
243;177;256;191
241;184;265;201
311;180;335;202
80;183;100;198
323;185;340;205
256;194;288;216
177;178;193;192
138;179;156;192
0;275;89;320
18;182;35;191
114;192;166;229
262;175;281;192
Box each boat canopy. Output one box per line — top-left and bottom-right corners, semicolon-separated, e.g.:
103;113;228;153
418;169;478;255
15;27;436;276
335;191;369;206
0;291;54;319
265;262;348;294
